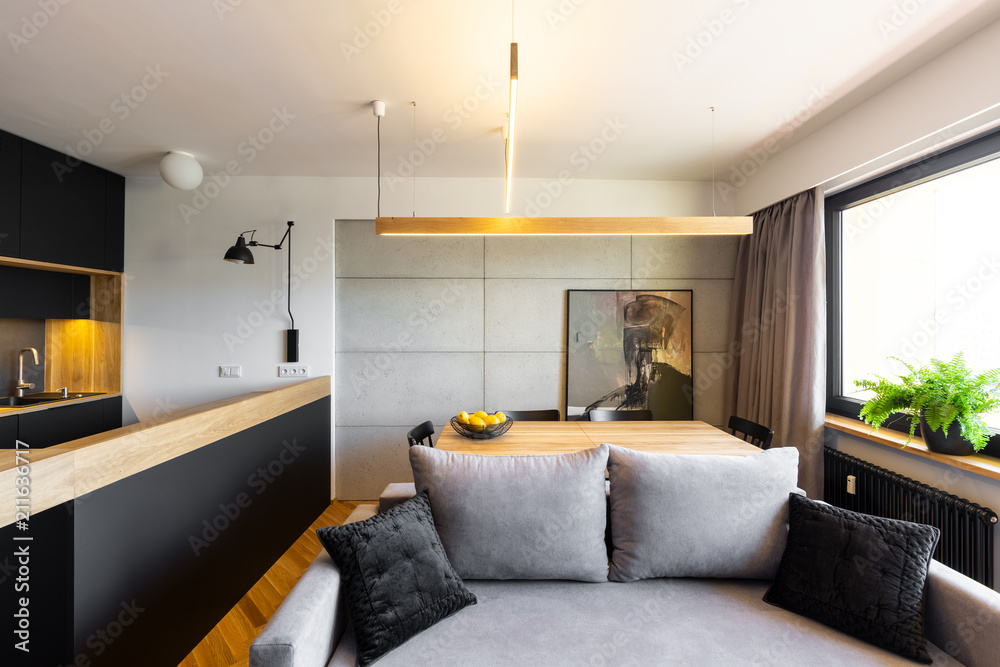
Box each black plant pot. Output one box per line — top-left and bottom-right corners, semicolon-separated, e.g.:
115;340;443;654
919;415;975;456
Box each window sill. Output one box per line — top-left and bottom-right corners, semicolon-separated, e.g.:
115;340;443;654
825;413;1000;483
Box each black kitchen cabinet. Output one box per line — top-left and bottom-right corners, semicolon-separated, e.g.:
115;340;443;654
0;129;20;258
102;395;123;431
0;413;16;446
20;140;108;270
18;400;107;448
0;265;91;319
105;172;125;272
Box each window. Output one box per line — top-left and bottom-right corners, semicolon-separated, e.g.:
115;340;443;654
826;129;1000;457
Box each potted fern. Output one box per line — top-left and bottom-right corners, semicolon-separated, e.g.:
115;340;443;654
854;353;1000;456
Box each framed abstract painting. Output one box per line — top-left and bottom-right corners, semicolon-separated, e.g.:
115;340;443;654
566;290;693;420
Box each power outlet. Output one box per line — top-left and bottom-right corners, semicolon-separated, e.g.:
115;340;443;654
219;365;242;378
278;365;310;378
846;474;856;495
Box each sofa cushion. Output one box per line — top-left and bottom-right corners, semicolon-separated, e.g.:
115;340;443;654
316;492;476;666
607;445;799;581
409;444;609;581
328;578;964;667
764;493;940;664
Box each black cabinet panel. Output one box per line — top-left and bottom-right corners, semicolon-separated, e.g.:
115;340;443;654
18;400;105;448
0;414;16;445
20;140;106;270
0;266;90;319
102;395;122;431
0;129;20;258
104;172;125;272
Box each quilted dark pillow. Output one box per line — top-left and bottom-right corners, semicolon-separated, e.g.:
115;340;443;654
316;492;476;666
764;493;940;663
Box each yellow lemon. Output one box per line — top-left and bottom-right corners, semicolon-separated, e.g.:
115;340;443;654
483;415;499;430
473;410;488;420
456;411;470;425
494;412;507;424
468;416;485;432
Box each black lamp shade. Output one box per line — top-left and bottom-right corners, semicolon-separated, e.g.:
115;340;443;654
224;236;255;264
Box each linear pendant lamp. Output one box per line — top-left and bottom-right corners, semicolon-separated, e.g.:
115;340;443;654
505;42;517;214
375;216;752;236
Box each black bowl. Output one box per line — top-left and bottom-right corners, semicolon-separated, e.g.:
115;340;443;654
449;416;514;439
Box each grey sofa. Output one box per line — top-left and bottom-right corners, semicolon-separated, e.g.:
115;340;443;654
251;446;1000;667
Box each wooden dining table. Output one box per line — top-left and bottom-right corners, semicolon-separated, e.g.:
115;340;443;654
434;420;762;456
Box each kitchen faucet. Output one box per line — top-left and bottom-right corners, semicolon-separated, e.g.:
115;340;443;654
16;348;39;397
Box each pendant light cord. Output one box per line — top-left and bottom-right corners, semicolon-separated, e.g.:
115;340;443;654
376;115;381;218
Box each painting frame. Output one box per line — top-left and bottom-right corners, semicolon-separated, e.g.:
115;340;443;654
565;289;694;421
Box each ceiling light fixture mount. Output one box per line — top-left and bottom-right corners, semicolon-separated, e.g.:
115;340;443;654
223;221;300;362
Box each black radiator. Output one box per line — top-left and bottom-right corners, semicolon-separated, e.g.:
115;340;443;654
824;447;997;588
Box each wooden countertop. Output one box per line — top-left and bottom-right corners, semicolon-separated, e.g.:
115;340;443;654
435;420;762;456
0;377;331;526
0;391;120;417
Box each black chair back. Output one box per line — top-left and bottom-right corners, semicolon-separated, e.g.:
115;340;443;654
727;415;774;450
503;409;560;421
407;420;435;447
588;409;652;422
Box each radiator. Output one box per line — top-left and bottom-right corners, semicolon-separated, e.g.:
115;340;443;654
824;447;997;588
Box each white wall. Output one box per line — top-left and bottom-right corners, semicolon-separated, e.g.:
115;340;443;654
124;175;729;498
733;17;1000;214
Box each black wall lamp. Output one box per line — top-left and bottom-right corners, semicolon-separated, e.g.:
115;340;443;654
224;220;299;362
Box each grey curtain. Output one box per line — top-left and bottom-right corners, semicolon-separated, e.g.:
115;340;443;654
723;187;825;496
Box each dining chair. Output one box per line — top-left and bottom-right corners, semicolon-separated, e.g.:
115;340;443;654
407;420;435;447
503;409;561;421
588;409;652;421
727;415;774;450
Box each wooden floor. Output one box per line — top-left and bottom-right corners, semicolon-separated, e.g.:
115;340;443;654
178;499;374;667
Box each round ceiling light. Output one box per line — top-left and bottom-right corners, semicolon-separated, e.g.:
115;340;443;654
159;151;204;190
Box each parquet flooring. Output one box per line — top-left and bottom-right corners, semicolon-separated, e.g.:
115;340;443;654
178;499;372;667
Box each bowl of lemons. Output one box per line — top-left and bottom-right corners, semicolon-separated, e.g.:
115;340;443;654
450;410;513;439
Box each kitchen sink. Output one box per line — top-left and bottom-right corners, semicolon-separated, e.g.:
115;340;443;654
0;392;105;408
23;391;105;401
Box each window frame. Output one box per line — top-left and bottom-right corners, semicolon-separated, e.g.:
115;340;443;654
825;127;1000;458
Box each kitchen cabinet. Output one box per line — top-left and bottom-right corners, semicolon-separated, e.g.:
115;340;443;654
17;397;118;448
0;412;15;446
0;129;20;258
0;128;125;272
0;265;91;318
20;140;108;270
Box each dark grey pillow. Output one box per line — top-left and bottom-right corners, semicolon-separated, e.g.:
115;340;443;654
764;493;940;664
316;492;476;666
410;444;610;581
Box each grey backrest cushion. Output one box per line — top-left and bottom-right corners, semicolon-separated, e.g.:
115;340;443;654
410;444;610;581
607;445;799;581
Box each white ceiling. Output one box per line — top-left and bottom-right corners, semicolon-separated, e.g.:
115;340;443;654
1;0;998;183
